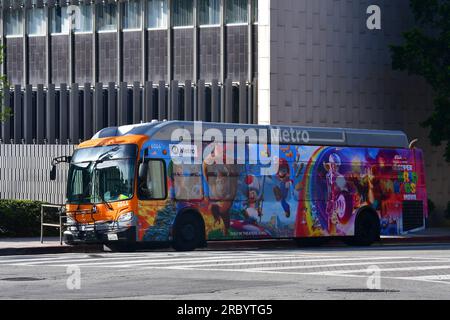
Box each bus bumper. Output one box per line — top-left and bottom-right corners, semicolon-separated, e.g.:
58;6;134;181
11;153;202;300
63;224;136;245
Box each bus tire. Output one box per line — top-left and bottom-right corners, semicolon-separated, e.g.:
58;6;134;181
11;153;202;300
173;212;205;252
348;209;380;246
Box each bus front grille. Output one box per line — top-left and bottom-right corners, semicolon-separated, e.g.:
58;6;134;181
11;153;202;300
402;201;424;232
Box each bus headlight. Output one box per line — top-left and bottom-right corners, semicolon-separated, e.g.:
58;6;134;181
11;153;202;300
117;212;134;222
66;216;76;225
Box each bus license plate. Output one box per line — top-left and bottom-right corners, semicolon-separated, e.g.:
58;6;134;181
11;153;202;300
107;234;118;241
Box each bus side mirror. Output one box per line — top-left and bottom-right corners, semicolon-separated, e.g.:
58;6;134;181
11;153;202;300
139;162;148;180
50;165;57;181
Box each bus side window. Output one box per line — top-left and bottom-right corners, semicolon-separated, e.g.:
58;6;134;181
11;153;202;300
138;160;167;200
206;164;239;201
172;164;203;200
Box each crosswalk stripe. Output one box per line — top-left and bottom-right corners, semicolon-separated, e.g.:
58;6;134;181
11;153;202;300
308;265;450;275
137;256;422;270
4;252;280;266
396;274;450;281
26;254;339;267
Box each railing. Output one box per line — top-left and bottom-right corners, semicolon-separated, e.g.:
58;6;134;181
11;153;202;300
40;204;66;245
0;144;75;203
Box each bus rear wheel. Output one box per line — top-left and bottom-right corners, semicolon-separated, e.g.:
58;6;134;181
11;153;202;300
348;210;380;246
173;213;204;252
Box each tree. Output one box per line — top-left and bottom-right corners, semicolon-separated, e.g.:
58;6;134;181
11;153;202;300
0;45;10;122
390;0;450;161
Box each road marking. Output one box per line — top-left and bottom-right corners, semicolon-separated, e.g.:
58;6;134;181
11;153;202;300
309;265;450;275
25;254;338;267
136;256;421;270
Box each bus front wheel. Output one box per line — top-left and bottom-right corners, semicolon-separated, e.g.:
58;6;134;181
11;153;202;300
348;210;380;246
173;213;205;251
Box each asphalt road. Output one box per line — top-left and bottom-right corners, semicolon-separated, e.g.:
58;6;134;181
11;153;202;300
0;244;449;300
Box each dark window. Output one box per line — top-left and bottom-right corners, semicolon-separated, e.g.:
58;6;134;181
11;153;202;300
206;164;240;201
27;7;46;35
226;0;248;24
172;164;203;200
138;159;167;200
252;0;258;23
51;6;69;34
97;3;117;31
74;4;93;32
147;0;168;28
123;0;142;30
172;0;193;27
199;0;220;26
5;9;23;36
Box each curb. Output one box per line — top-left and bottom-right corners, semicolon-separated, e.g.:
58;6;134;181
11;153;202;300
0;245;103;256
1;236;450;256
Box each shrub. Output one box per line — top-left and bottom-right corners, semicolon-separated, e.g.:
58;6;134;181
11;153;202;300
0;200;54;237
446;201;450;220
428;198;436;216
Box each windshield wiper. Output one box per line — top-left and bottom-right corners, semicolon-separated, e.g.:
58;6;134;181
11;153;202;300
91;148;120;211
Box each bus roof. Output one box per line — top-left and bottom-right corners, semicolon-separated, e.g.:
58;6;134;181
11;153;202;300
92;121;410;149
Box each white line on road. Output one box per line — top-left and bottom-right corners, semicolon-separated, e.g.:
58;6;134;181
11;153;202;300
137;256;425;270
29;254;339;267
309;265;450;275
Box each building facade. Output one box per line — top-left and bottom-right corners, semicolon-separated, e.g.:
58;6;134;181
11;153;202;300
0;0;449;222
0;0;257;85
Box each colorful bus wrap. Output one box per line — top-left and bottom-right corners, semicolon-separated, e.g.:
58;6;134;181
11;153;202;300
55;121;427;251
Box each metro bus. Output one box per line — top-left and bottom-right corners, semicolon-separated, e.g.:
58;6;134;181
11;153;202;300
50;121;428;251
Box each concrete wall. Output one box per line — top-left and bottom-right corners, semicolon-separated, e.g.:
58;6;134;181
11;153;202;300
261;0;450;222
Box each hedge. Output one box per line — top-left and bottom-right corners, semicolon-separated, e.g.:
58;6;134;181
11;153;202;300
0;200;59;237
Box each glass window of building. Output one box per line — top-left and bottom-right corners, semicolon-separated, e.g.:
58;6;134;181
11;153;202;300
96;3;117;31
172;0;193;27
51;6;70;34
199;0;220;26
252;0;258;23
5;9;23;36
226;0;248;24
27;7;46;35
147;0;168;29
73;4;93;32
123;0;142;30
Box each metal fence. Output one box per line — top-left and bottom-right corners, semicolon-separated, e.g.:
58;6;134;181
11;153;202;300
0;144;75;203
0;79;258;145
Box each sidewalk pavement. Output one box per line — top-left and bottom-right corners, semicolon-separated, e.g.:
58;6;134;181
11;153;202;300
1;228;450;256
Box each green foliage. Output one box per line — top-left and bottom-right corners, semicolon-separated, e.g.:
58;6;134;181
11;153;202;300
446;201;450;219
0;200;56;237
390;0;450;161
428;198;436;215
0;45;10;122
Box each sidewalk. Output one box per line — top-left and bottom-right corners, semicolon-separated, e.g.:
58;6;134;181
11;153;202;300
0;237;102;256
1;228;450;256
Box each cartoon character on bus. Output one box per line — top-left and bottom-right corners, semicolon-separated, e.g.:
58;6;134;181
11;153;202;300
203;144;238;236
244;174;263;224
273;158;294;218
323;153;353;235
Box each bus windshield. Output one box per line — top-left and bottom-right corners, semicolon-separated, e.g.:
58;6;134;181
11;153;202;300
66;145;137;204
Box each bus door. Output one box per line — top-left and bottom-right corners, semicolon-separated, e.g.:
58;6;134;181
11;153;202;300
136;157;169;241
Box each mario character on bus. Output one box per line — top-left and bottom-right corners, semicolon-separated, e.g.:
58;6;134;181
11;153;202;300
273;158;293;218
